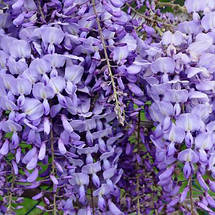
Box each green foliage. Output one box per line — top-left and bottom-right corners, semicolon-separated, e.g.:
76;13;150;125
16;198;48;215
5;132;13;139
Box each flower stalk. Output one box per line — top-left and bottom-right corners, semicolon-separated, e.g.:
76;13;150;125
50;128;57;215
136;111;141;215
189;176;195;215
157;2;187;13
36;0;46;23
126;3;173;31
90;180;95;215
7;173;15;213
91;0;125;125
136;175;141;215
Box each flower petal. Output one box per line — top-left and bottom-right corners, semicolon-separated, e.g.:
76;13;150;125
27;168;39;182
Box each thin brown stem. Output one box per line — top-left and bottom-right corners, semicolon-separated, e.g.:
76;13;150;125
126;3;173;30
189;176;195;215
36;0;46;23
53;193;57;215
7;173;15;213
136;175;141;215
50;129;57;215
50;130;55;175
91;0;125;125
127;3;156;24
90;180;95;215
136;111;141;215
157;2;187;13
151;187;158;215
137;111;141;146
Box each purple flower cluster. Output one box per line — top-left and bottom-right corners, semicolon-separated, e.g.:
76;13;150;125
0;0;149;214
144;1;215;214
1;0;215;214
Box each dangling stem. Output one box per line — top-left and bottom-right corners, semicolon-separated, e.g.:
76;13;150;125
157;2;187;13
151;186;158;215
189;176;195;215
36;0;46;23
51;130;55;175
136;175;141;215
136;111;141;215
126;3;173;31
7;173;15;213
50;129;57;215
90;180;95;215
137;111;141;146
91;0;125;125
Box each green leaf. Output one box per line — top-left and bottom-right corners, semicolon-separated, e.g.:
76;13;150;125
5;132;13;139
140;112;146;121
16;198;48;215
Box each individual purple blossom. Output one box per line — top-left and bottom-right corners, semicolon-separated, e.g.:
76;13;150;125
0;140;9;156
185;0;206;12
108;199;124;215
22;98;44;121
197;172;209;191
201;12;215;31
58;138;67;155
26;152;38;170
41;26;64;45
82;161;101;187
29;58;51;76
162;31;185;46
70;173;89;204
176;113;202;132
27;168;39;182
151;57;175;78
180;186;189;203
178;149;199;163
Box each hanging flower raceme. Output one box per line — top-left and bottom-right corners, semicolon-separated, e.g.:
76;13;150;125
2;0;215;214
143;1;215;213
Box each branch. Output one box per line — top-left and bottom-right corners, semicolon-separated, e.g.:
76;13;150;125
91;0;125;125
126;3;173;31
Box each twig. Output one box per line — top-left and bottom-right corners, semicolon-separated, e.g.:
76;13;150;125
90;181;95;215
136;175;141;215
7;174;15;213
137;111;141;146
138;111;158;214
157;2;187;13
91;0;125;125
50;128;57;215
126;3;173;30
151;187;158;215
36;0;46;23
136;111;141;215
189;176;195;215
127;3;156;24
